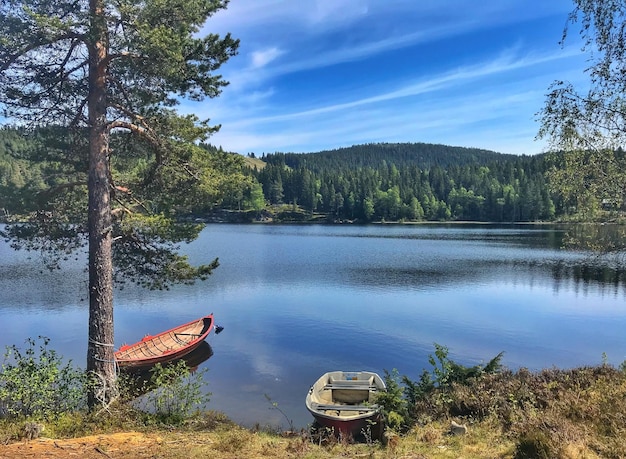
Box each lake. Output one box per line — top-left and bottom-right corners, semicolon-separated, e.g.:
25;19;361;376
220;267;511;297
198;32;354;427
1;223;626;429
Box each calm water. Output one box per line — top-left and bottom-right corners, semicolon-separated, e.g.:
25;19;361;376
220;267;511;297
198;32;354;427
1;223;626;429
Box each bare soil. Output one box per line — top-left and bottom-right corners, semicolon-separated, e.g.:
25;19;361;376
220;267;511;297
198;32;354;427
1;432;164;458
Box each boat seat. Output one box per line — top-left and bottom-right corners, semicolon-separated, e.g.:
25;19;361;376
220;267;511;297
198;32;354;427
174;332;202;338
323;383;378;391
313;403;379;412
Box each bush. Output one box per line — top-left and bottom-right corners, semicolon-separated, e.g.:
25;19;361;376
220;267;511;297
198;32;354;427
378;344;504;429
376;369;408;431
0;336;86;420
514;430;553;459
140;360;211;425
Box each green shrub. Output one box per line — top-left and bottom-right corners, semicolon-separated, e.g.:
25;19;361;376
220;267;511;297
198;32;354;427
140;360;210;425
514;430;553;459
0;336;86;420
376;369;408;431
379;344;504;428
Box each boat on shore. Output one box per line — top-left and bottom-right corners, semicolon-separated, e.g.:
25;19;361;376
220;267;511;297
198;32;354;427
305;371;386;439
115;314;215;369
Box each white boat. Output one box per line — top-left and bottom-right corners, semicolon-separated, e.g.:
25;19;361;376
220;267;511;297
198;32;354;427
305;370;386;438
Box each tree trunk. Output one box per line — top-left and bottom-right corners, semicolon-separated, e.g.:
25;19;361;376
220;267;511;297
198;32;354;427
86;0;116;408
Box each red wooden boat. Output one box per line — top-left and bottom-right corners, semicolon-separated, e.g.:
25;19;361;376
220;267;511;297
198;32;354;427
115;314;215;369
306;371;386;439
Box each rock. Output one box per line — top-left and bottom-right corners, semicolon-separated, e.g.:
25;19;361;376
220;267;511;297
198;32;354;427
450;420;468;435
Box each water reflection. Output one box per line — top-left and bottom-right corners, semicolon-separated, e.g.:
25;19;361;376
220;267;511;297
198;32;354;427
121;342;214;398
349;258;626;296
550;262;626;296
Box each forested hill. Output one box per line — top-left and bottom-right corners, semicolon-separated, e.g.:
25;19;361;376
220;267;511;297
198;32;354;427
261;142;522;173
1;125;560;223
252;141;558;223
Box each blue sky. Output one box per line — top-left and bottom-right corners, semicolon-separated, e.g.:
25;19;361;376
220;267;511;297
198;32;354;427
184;0;587;156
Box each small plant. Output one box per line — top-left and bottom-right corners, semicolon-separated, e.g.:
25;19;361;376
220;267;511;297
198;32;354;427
361;418;384;445
0;336;86;420
142;360;210;425
376;369;409;431
264;393;294;432
423;343;504;390
309;423;336;446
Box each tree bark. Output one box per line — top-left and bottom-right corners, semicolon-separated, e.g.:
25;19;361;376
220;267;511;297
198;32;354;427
86;0;116;408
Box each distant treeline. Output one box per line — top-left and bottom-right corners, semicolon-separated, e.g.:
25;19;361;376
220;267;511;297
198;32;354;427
1;126;562;222
251;143;559;222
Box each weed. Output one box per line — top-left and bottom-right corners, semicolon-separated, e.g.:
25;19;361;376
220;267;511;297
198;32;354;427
361;418;385;445
309;423;336;446
264;393;294;432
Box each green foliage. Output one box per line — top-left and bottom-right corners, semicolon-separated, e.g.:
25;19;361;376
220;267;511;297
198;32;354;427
141;360;210;425
0;130;248;289
514;430;553;459
265;143;519;172
375;369;409;432
0;0;242;307
112;213;219;290
401;344;504;407
538;1;626;228
400;361;626;457
254;145;556;223
244;182;267;212
377;344;504;431
0;337;86;420
1;127;567;225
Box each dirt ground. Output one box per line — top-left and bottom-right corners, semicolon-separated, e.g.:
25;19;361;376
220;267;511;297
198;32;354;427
0;432;165;458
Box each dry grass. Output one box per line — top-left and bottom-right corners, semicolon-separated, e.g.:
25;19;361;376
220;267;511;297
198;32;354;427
0;422;517;459
411;365;626;458
243;156;266;170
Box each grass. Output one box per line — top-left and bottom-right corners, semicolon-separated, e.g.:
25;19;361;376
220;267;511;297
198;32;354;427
3;340;626;458
3;364;626;458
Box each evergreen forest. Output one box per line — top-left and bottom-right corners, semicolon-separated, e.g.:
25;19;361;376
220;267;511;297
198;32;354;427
253;143;559;222
1;127;565;223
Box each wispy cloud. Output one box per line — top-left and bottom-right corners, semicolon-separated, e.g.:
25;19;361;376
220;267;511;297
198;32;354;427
210;87;548;155
204;46;581;126
194;1;584;155
250;47;284;69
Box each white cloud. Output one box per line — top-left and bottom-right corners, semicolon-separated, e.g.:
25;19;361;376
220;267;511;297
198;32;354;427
194;0;583;155
205;49;584;156
208;1;576;96
250;47;284;69
211;46;581;127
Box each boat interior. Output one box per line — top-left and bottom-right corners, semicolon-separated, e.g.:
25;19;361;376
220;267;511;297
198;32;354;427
116;317;210;361
310;373;380;416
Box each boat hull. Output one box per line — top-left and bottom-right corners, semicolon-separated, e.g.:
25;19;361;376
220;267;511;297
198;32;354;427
306;371;386;439
311;410;383;439
115;314;214;369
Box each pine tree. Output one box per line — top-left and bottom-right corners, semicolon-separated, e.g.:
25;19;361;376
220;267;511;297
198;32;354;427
0;0;239;407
